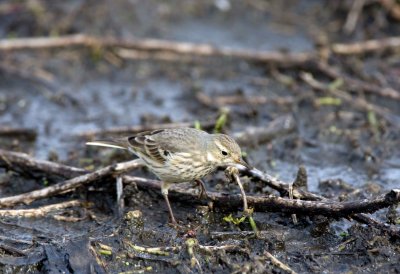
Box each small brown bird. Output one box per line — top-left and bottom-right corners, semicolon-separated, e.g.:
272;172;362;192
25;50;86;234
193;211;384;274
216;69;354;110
87;127;249;224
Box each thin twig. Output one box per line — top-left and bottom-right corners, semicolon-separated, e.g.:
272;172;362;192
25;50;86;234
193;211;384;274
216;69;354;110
264;250;297;274
314;62;400;101
0;200;82;217
225;167;248;212
332;36;400;55
343;0;366;34
0;34;314;65
116;48;199;62
1;33;400;60
300;71;399;126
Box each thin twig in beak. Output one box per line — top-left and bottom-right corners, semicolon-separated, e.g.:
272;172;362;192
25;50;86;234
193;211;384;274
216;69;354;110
225;166;248;212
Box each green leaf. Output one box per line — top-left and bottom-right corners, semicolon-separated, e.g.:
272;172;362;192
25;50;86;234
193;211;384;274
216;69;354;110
214;109;229;133
328;78;344;91
223;214;246;225
339;231;349;237
316;97;342;106
194;120;202;130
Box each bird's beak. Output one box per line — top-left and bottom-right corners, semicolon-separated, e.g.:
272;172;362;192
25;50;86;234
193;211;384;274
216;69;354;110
235;158;252;170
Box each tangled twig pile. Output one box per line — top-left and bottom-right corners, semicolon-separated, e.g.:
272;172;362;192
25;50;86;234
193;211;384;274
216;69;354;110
0;148;398;238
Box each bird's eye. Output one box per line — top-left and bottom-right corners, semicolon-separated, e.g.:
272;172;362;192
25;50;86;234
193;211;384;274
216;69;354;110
221;150;228;156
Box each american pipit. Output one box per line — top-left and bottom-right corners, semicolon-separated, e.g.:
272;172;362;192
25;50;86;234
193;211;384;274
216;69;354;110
87;127;249;224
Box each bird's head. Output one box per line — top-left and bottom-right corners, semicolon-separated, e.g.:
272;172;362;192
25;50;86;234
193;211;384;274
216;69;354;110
207;134;250;169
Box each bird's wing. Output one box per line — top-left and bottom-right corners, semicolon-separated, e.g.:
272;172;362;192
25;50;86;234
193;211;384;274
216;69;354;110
128;128;204;164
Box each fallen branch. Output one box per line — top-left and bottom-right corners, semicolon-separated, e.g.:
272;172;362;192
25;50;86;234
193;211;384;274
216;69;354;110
332;36;400;55
1;149;398;237
1;34;400;61
123;176;400;218
240;167;400;238
0;34;314;66
240;167;322;201
0;127;37;140
0;149;86;178
0;200;83;217
0;159;142;207
116;48;200;62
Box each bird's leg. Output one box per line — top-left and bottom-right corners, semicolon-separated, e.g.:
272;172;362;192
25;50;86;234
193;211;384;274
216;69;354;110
193;179;209;199
161;182;177;224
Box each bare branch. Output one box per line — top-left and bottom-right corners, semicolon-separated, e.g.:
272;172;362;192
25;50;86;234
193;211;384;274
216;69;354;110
0;200;83;217
0;160;142;207
123;176;400;218
332;36;400;55
0;34;313;66
0;149;86;178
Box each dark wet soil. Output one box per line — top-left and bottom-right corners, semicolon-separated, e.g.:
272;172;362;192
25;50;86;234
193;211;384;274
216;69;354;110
0;1;399;273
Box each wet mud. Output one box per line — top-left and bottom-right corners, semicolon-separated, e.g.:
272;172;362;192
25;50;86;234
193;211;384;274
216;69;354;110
0;1;399;273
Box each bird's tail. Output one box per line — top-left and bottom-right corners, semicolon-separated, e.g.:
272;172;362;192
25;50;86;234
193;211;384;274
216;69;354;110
86;138;129;150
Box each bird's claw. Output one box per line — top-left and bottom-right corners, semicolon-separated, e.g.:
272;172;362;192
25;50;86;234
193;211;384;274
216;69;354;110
194;179;209;199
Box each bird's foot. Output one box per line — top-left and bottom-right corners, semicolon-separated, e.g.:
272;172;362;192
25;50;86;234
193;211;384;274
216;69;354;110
194;179;209;199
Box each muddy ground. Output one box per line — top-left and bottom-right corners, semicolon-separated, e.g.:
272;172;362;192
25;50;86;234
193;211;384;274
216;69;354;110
0;1;399;273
